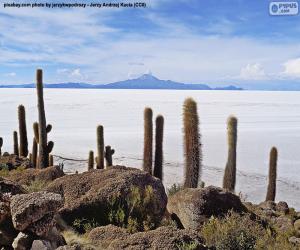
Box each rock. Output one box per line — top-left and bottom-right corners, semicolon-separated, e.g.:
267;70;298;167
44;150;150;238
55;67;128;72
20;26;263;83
46;166;167;228
43;227;66;249
0;154;32;170
55;245;82;250
258;201;276;211
0;177;26;195
0;228;16;247
31;240;52;250
12;232;33;250
7;166;64;186
167;186;246;230
107;226;206;250
88;225;130;248
0;200;10;223
10;191;63;236
272;215;294;233
294;219;300;235
276;201;289;214
289;236;300;245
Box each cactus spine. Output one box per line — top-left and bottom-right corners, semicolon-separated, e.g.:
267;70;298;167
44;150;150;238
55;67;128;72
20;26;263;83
105;146;115;167
223;116;238;192
96;125;104;169
143;107;153;174
153;115;164;180
32;138;38;168
18;105;28;157
13;131;19;156
183;98;202;188
88;150;94;171
0;137;3;156
36;69;53;168
266;147;278;201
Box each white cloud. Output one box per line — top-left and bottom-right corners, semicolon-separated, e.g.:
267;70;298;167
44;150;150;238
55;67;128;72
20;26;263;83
239;63;267;80
4;72;16;77
282;58;300;78
71;68;82;77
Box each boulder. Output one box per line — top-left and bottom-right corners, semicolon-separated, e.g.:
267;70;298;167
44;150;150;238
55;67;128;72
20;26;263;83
88;225;130;248
167;186;247;230
0;154;32;170
294;219;300;235
10;191;63;236
31;240;52;250
46;166;167;229
107;226;206;250
0;177;26;195
276;201;289;214
289;236;300;245
7;166;64;186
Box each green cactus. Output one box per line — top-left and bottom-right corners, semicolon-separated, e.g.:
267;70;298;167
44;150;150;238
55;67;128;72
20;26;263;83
18;105;28;157
31;138;38;168
36;69;53;168
183;98;202;188
143;107;153;174
105;145;115;167
96;125;104;169
13;131;19;156
266;147;278;202
49;154;54;166
223;116;238;192
153;115;164;180
88;150;94;171
0;137;3;156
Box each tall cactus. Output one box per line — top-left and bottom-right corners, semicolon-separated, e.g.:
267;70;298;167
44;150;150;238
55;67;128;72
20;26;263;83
36;69;53;168
143;107;153;174
183;98;202;188
88;150;94;171
153;115;164;180
0;137;3;156
32;138;38;168
266;147;278;201
13;131;19;156
96;125;104;169
105;145;115;167
223;116;238;192
49;154;54;166
18;105;28;157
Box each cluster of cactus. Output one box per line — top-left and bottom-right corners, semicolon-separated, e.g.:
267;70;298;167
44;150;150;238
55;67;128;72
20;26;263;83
183;98;202;188
223;116;238;192
36;69;54;168
142;107;165;180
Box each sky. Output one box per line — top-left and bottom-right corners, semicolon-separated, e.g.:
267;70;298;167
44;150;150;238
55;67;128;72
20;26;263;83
0;0;300;85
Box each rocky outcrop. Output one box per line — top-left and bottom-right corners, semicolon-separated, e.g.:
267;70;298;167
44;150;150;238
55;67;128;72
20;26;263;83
0;154;32;170
46;166;167;229
10;191;63;236
0;177;26;195
167;186;246;230
101;226;206;250
7;166;64;186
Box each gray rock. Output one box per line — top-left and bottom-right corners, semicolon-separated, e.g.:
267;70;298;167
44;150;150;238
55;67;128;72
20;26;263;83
12;232;33;250
289;236;300;245
258;201;276;211
276;201;289;214
167;186;246;230
46;166;167;228
294;219;300;234
31;240;52;250
10;191;63;236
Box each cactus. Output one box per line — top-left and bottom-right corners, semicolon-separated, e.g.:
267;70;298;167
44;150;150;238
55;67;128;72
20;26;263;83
88;150;94;171
33;122;39;143
49;154;54;166
96;125;104;169
18;105;28;157
153;115;164;180
266;147;278;201
36;69;53;168
105;146;115;167
223;116;238;192
183;98;202;188
32;138;38;168
143;107;153;174
13;131;19;156
0;137;3;156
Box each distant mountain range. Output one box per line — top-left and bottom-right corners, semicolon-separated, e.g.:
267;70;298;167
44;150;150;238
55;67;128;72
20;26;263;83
0;74;242;90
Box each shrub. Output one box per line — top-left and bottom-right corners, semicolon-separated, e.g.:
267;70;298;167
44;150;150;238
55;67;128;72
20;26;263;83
72;218;101;233
167;183;184;196
108;185;159;233
176;241;201;250
24;179;49;193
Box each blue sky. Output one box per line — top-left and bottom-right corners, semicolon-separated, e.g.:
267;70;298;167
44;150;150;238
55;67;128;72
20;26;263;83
1;0;300;84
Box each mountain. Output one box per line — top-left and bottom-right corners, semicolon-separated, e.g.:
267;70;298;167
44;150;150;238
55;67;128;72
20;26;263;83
0;74;242;90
